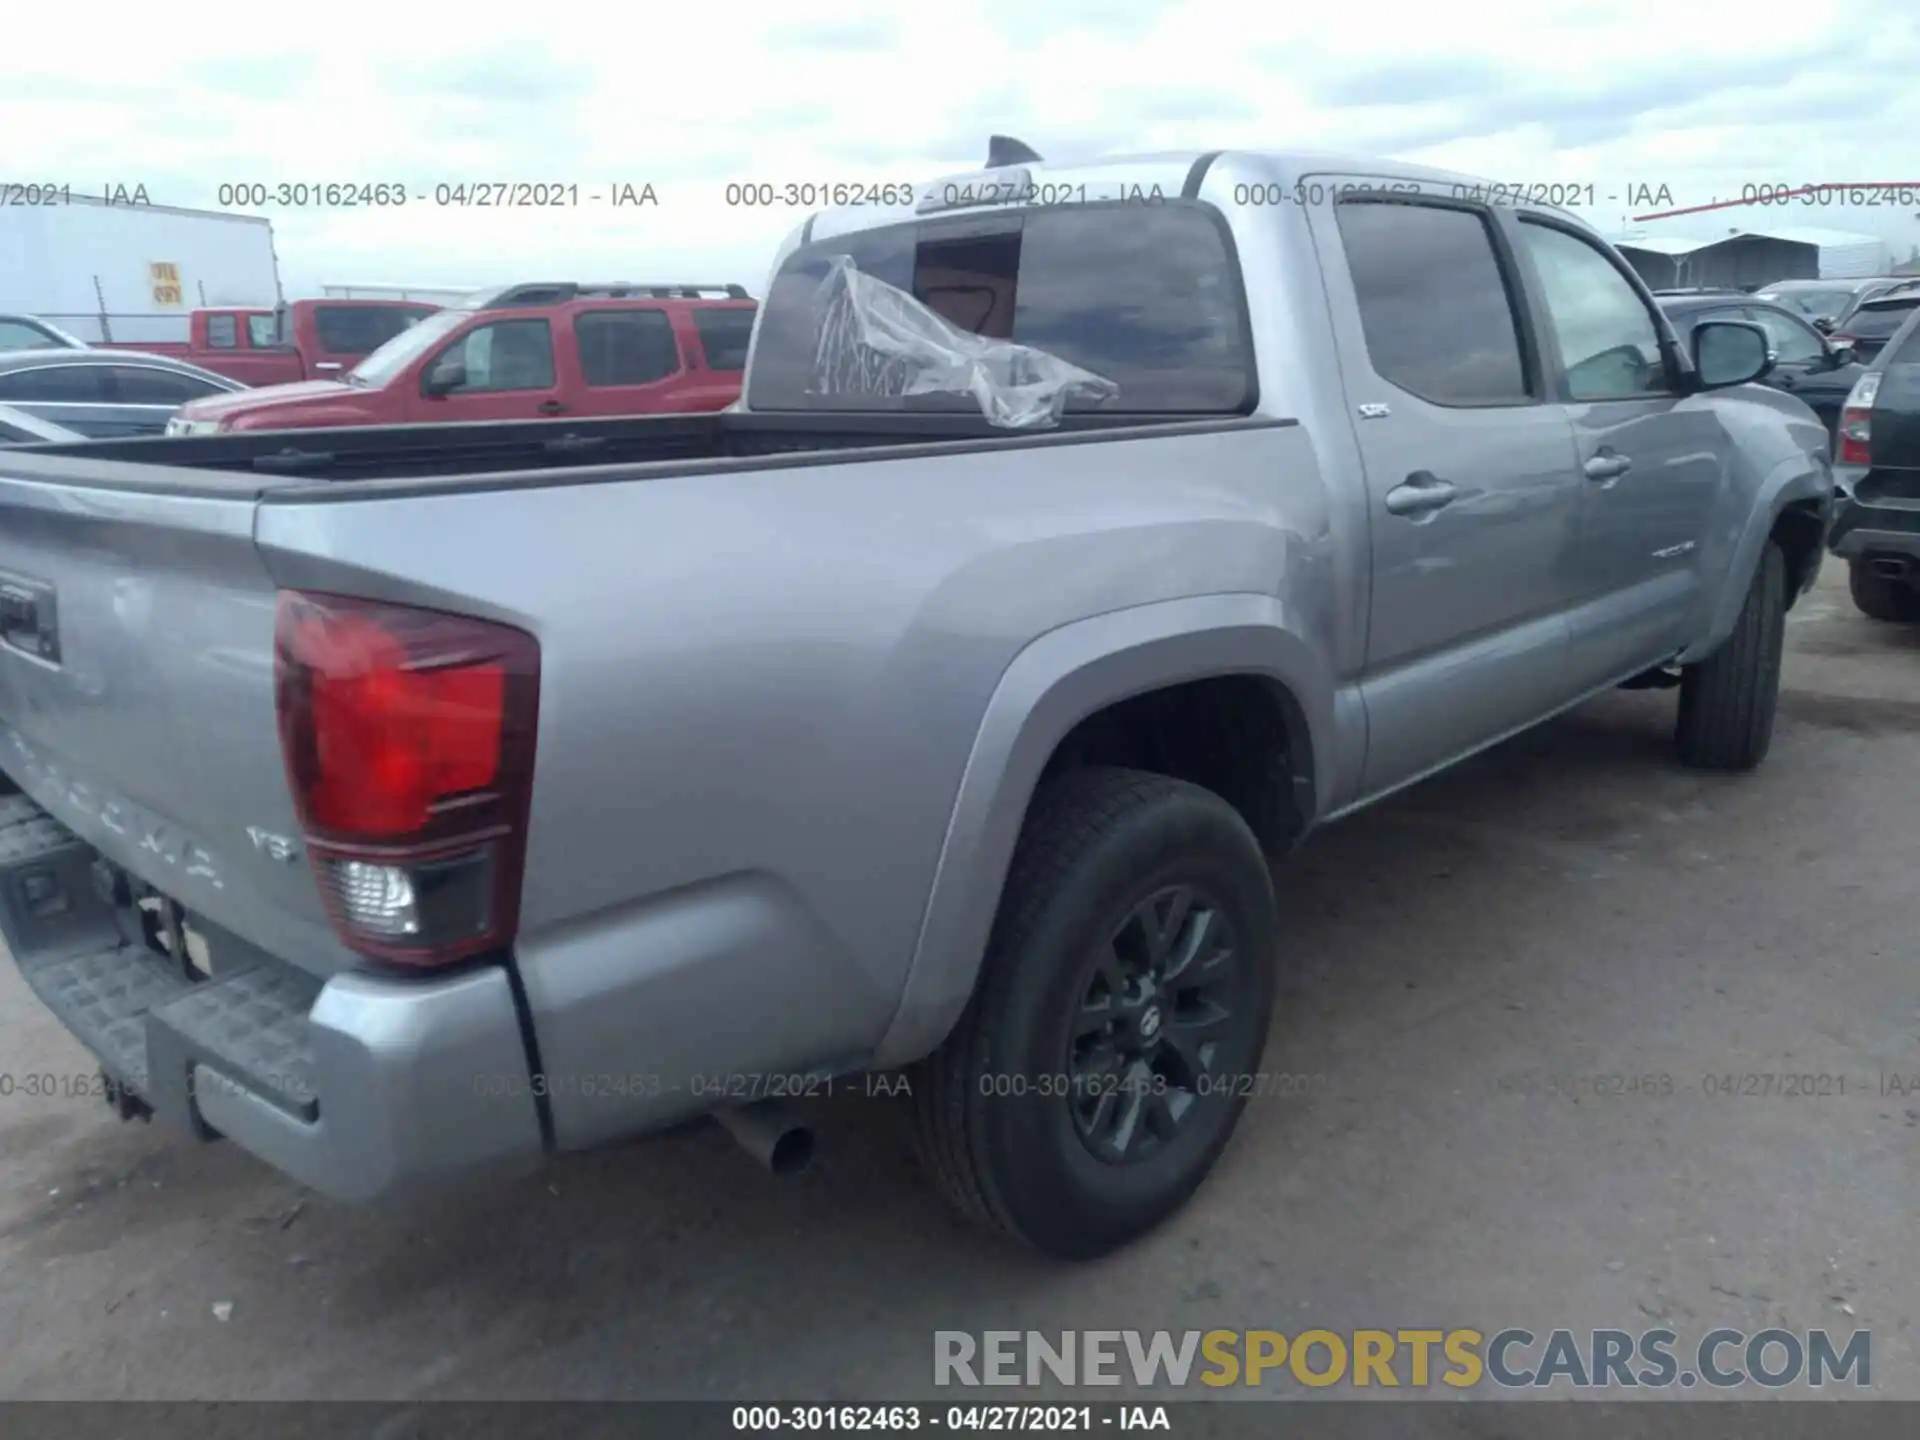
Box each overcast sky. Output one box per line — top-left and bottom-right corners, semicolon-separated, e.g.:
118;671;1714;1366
9;0;1919;298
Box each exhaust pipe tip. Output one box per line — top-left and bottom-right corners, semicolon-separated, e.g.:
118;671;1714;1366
764;1125;815;1176
716;1100;816;1176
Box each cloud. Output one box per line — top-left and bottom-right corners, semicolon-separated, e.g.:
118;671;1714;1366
1;0;1914;299
765;17;904;51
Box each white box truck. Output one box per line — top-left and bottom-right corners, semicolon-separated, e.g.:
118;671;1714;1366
0;193;281;346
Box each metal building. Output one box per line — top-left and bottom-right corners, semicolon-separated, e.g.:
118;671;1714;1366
1613;226;1887;290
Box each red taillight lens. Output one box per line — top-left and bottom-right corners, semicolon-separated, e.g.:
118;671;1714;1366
1838;408;1872;465
275;591;539;966
1836;372;1879;468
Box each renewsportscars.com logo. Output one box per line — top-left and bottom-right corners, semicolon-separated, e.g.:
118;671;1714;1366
934;1328;1871;1391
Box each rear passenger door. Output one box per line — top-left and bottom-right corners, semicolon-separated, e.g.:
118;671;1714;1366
1507;218;1724;689
1311;190;1585;798
571;308;689;416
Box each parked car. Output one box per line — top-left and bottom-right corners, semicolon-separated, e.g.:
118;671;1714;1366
0;349;246;438
0;404;81;443
167;283;756;434
0;314;88;353
1830;301;1920;621
1827;289;1920;366
0;146;1830;1260
1754;277;1912;333
99;300;439;387
1655;293;1861;442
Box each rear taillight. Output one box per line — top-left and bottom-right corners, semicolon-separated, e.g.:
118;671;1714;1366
274;591;539;966
1837;371;1880;467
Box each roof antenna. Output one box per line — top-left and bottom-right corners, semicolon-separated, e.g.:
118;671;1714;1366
986;135;1043;168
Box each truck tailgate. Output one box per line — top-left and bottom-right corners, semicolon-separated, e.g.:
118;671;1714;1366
0;461;348;978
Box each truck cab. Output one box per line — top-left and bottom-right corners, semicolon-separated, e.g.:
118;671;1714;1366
100;300;439;387
169;284;757;434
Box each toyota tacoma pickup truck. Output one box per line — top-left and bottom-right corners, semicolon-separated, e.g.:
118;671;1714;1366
0;145;1832;1260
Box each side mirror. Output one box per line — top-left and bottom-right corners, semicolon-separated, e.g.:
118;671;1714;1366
1812;316;1836;335
422;360;467;397
1828;342;1856;368
1691;321;1772;389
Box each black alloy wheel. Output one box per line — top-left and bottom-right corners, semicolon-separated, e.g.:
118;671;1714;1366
1068;883;1240;1164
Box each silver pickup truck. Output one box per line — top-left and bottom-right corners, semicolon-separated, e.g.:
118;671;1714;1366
0;146;1832;1260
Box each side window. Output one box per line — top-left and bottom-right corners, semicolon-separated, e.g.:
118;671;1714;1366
1334;201;1530;406
0;320;61;352
431;319;555;393
1516;221;1673;401
1746;308;1824;363
247;314;280;348
204;314;240;349
574;310;680;386
0;366;111;402
109;366;229;404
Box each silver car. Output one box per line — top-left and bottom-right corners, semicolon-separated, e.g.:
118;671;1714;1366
0;404;81;444
0;313;89;352
0;349;245;438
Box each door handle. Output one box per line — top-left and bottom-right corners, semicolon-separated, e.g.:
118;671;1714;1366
1584;452;1632;482
537;400;567;415
1383;471;1460;516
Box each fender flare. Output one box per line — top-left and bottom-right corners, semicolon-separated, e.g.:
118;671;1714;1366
1677;452;1832;666
870;592;1335;1068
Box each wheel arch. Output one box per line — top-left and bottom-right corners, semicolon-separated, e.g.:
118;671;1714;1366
1678;459;1832;666
870;593;1333;1068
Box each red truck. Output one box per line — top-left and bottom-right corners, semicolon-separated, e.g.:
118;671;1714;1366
169;283;756;434
101;299;440;386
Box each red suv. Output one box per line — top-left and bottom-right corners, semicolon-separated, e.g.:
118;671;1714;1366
170;283;756;434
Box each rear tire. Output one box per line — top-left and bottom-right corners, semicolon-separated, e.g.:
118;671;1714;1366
1676;541;1785;771
1847;558;1920;622
911;767;1278;1260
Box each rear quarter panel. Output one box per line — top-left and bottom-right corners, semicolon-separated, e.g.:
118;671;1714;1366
254;421;1343;1144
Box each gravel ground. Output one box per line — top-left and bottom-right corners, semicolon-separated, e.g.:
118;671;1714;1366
0;560;1914;1402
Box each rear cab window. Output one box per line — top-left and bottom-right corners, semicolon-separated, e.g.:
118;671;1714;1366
747;203;1254;414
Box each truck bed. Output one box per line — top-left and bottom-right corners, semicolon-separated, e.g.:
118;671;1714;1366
11;410;1236;490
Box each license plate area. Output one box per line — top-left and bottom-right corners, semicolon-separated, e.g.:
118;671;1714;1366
96;855;213;982
135;894;212;981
